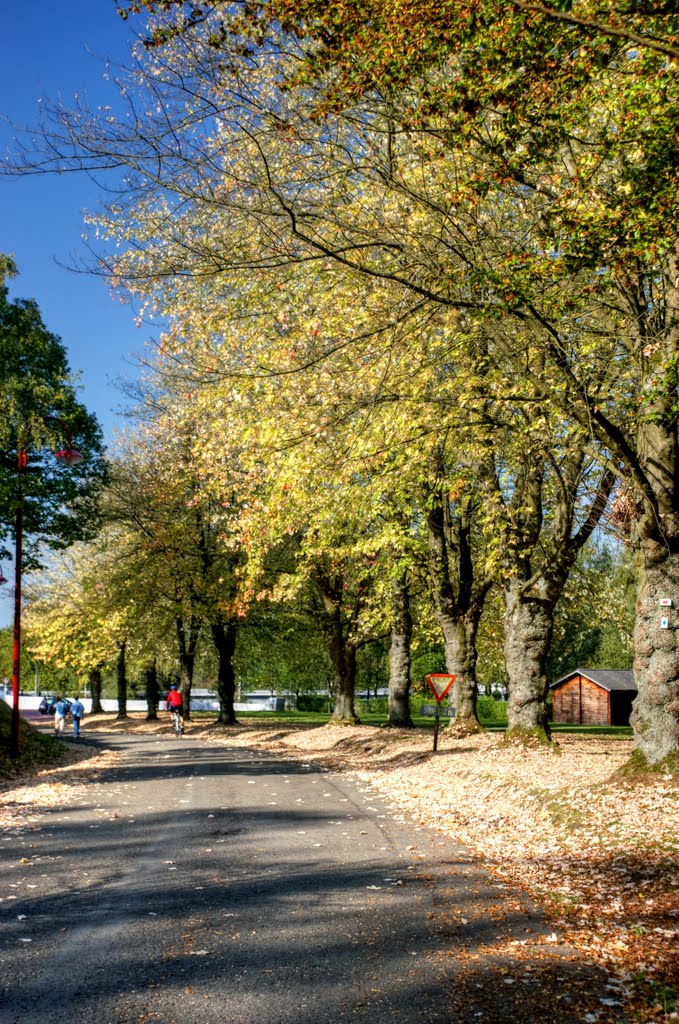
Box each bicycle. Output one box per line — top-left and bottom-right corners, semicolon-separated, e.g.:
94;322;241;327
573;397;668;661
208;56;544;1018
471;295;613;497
171;708;184;737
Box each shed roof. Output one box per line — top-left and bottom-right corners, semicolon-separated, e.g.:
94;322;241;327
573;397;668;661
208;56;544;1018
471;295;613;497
550;668;637;692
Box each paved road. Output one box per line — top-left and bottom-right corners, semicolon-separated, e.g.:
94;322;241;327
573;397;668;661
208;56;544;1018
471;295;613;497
0;734;625;1024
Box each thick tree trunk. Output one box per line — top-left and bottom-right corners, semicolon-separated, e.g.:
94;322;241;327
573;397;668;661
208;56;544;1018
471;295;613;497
501;473;613;744
116;642;127;720
330;638;359;724
503;582;553;740
436;610;483;733
311;569;361;725
211;619;239;725
631;539;679;764
628;310;679;763
176;617;200;721
426;481;488;734
609;248;679;763
387;574;413;728
88;666;103;715
178;651;195;721
144;660;159;720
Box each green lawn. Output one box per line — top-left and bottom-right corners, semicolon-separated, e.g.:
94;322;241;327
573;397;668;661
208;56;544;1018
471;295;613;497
199;708;632;737
549;722;632;737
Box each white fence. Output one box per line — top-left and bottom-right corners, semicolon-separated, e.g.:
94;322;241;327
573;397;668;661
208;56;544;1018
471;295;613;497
1;695;275;713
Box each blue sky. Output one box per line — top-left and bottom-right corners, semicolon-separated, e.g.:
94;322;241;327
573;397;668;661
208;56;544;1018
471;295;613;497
0;2;155;630
1;1;153;442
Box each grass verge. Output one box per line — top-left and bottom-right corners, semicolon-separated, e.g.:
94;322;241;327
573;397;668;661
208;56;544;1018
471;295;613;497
0;701;72;781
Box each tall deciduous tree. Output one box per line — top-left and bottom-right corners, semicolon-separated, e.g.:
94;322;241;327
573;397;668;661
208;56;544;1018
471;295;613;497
104;386;250;724
0;275;106;565
24;532;140;708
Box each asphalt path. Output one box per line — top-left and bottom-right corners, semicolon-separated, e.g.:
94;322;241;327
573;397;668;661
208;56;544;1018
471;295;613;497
0;733;625;1024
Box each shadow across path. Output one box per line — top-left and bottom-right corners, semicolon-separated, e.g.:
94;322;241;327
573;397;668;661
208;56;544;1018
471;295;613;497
0;732;626;1024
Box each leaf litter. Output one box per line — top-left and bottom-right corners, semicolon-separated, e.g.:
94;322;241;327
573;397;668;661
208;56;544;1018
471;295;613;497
204;721;678;1023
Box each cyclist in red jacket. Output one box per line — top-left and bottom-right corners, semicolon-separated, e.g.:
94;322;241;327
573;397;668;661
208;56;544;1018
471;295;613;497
166;685;184;730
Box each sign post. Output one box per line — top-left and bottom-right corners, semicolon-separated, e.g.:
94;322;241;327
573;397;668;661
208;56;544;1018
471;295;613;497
425;673;456;752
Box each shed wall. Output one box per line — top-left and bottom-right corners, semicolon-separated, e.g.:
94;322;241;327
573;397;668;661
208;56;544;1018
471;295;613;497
580;679;609;725
551;675;611;725
552;678;580;723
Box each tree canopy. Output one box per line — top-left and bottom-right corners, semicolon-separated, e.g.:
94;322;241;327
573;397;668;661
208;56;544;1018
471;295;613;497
7;2;678;762
0;275;106;567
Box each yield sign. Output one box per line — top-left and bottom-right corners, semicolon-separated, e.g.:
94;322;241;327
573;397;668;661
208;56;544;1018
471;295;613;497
425;673;456;703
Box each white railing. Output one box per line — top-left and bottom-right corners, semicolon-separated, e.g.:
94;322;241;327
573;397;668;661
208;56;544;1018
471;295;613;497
1;695;275;713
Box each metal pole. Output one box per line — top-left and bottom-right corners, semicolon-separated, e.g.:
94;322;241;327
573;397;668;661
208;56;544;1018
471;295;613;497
10;449;27;760
433;702;440;753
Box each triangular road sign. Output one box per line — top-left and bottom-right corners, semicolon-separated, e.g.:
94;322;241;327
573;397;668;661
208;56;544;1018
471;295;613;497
425;673;456;703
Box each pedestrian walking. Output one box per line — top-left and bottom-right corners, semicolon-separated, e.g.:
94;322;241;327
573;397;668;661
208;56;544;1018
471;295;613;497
70;695;85;738
54;697;69;736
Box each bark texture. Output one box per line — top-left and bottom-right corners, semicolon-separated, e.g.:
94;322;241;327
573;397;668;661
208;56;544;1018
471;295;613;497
116;642;127;720
427;480;490;734
493;444;615;739
144;660;159;720
437;611;483;730
503;582;553;738
311;567;362;725
212;618;239;725
88;666;103;715
176;616;200;721
330;639;359;724
625;248;679;763
387;574;414;727
631;540;679;763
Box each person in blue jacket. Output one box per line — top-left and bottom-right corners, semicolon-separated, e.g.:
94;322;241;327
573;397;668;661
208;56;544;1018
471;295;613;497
70;695;85;738
53;697;69;736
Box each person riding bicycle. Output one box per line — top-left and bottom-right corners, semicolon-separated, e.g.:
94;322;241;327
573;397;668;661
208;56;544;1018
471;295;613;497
165;684;184;731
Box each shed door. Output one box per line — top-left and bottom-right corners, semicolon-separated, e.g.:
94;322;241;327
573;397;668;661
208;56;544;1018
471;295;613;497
610;691;635;727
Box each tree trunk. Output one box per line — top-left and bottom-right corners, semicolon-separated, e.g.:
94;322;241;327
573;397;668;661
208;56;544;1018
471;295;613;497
88;666;103;715
178;650;195;721
311;570;361;725
496;449;614;744
434;608;483;733
501;482;614;744
116;642;127;720
447;610;484;720
426;481;488;734
144;660;159;720
330;638;359;724
211;618;239;725
628;304;679;763
176;617;200;721
503;582;553;741
630;539;679;764
387;573;413;727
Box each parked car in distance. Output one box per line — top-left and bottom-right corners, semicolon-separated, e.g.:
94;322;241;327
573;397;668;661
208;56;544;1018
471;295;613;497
38;695;72;716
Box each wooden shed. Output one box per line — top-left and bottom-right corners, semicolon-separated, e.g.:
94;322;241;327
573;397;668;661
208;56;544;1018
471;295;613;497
550;668;637;726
